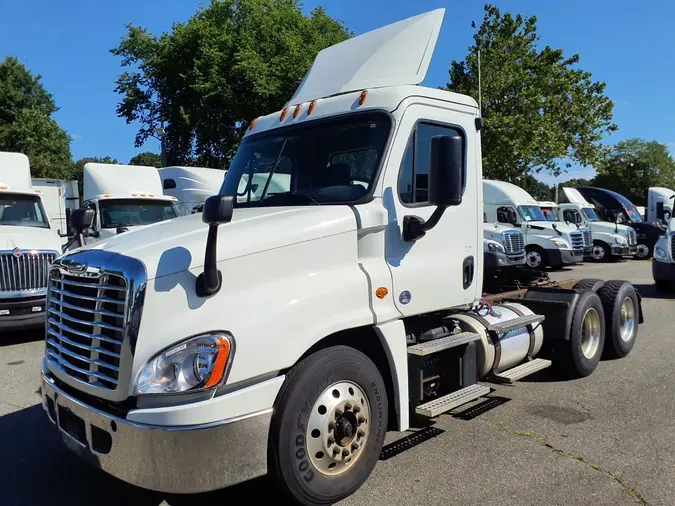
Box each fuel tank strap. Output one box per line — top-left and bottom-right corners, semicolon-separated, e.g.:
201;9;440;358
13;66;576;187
503;304;537;360
461;312;502;374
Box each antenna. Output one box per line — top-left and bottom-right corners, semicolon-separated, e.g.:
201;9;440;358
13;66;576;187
477;49;482;116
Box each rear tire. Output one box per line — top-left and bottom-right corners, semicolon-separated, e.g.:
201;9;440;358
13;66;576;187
573;279;604;292
555;290;606;378
597;281;638;359
268;346;388;506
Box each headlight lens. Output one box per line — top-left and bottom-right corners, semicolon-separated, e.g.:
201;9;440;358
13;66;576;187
135;333;234;395
487;242;505;253
654;246;668;262
551;239;568;248
614;236;628;245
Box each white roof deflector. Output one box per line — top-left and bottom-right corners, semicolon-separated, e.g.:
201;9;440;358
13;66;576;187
288;9;445;106
562;187;592;206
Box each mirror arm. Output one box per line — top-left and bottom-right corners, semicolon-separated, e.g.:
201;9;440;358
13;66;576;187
196;224;223;296
403;206;447;242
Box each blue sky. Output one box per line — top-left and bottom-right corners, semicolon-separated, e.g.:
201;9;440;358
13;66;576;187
1;0;673;185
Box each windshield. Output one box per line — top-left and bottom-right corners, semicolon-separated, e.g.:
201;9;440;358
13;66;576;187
220;112;391;207
519;205;547;222
99;199;178;228
600;188;642;222
626;206;642;221
582;208;599;221
0;194;49;228
540;207;559;222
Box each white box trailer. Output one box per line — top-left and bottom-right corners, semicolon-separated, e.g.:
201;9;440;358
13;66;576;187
42;10;645;504
31;178;79;237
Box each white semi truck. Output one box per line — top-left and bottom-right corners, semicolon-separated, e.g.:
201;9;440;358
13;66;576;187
553;188;637;261
483;180;590;269
158;166;226;215
650;187;675;291
81;163;180;242
0;152;62;330
483;220;526;270
41;11;643;504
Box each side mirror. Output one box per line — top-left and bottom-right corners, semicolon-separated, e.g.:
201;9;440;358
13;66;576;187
62;208;95;251
403;135;463;242
196;195;234;297
576;214;583;225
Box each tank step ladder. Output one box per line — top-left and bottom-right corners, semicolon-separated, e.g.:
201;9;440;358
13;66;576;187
486;314;545;335
407;332;481;356
415;384;491;418
489;358;552;384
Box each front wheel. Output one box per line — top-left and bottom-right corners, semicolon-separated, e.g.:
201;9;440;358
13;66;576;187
590;241;610;262
634;243;652;260
526;246;548;269
268;346;388;505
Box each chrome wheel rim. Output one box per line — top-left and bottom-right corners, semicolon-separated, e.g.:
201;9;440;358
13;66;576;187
591;246;605;260
619;297;636;342
306;381;370;476
581;307;601;359
635;244;649;258
527;251;542;268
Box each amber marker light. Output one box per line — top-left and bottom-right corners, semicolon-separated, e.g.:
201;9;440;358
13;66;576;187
376;287;388;299
308;100;317;115
294;104;303;118
359;90;368;106
280;108;289;121
203;336;232;388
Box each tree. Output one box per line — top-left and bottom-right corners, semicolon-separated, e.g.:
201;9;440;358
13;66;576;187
593;139;675;205
111;0;351;169
516;174;553;201
447;4;617;182
0;56;73;178
129;151;162;167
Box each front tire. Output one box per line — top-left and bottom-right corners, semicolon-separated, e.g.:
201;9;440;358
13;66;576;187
555;290;606;378
526;245;548;269
269;346;388;505
634;243;652;260
590;241;610;262
597;281;638;359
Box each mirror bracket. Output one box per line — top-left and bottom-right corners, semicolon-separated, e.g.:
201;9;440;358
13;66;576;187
403;206;447;242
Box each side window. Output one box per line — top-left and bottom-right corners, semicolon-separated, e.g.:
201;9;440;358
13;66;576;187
563;209;575;223
497;206;511;223
398;123;464;205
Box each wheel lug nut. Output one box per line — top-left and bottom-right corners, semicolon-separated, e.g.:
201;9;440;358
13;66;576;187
351;442;359;451
358;416;366;425
357;429;365;439
327;438;334;446
328;421;334;431
353;406;361;414
333;447;340;456
342;449;350;458
344;402;352;411
335;409;342;418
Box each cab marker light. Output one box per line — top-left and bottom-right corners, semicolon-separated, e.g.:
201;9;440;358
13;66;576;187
359;90;368;106
293;104;302;118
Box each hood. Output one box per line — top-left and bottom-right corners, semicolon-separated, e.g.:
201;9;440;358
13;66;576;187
527;221;578;235
483;223;513;240
90;206;357;280
0;225;61;252
562;187;592;205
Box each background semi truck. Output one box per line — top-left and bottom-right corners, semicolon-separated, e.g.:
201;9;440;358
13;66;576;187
81;163;180;242
483;180;590;269
41;10;644;505
158;166;225;215
0;152;62;330
31;177;80;241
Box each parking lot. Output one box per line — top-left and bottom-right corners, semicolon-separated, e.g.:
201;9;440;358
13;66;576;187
1;259;672;506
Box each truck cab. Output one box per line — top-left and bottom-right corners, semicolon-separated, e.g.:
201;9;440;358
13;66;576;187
647;187;674;224
81;163;179;242
39;10;643;505
539;200;593;256
576;186;661;259
483;180;586;269
483;214;526;270
158;166;226;215
557;188;636;261
0;152;62;330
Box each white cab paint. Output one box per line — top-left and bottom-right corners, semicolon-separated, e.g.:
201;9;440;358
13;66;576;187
647;187;675;223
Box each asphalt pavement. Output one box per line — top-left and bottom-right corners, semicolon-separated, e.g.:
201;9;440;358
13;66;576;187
1;259;673;505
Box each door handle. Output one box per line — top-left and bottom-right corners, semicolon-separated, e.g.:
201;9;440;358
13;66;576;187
463;256;474;290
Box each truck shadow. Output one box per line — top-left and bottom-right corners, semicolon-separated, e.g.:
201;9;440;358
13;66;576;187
633;283;672;300
0;329;43;347
0;404;278;506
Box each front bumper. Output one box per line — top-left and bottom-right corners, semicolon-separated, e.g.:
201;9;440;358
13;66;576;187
611;245;631;256
653;260;675;282
0;296;46;331
484;251;526;269
549;248;584;266
41;374;271;493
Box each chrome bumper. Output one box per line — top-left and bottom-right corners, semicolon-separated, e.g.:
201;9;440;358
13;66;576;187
41;374;271;493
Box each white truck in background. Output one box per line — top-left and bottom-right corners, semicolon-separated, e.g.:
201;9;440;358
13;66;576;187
0;152;62;330
556;188;637;262
41;11;644;504
158;166;225;215
483;219;526;270
647;187;674;224
31;178;79;241
483;180;590;269
81;163;180;242
650;187;675;292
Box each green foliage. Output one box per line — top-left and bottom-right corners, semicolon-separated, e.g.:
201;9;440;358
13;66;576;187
594;138;675;205
111;0;351;169
556;177;593;189
129;151;162;167
447;4;617;182
0;56;73;179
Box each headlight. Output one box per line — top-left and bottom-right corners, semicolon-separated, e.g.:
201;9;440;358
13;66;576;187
487;242;505;253
135;333;234;395
551;239;568;248
654;246;668;262
614;236;627;245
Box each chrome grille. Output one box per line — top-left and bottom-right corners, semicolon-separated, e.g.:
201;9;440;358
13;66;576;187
570;231;584;250
46;270;127;391
581;229;592;248
0;250;57;295
502;230;525;255
627;228;637;245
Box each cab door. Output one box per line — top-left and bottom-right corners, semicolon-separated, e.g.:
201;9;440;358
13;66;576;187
383;103;480;316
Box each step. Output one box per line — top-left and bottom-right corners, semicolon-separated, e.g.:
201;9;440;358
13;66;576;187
489;358;552;384
415;384;491;418
486;314;545;335
407;332;481;356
